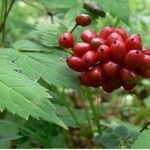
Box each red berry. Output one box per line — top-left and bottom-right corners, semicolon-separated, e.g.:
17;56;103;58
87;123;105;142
123;83;136;91
141;54;150;69
125;34;142;51
142;49;150;55
107;32;123;46
90;38;106;50
72;43;91;57
97;45;111;63
82;51;97;69
110;40;127;63
99;26;114;39
124;50;143;69
140;68;150;78
120;68;139;84
102;80;114;93
102;76;122;92
114;27;127;39
75;14;91;26
90;66;104;85
81;29;97;43
80;72;93;86
102;61;121;77
58;32;74;49
67;56;85;72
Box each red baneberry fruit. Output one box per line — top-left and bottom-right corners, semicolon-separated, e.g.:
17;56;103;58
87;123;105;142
97;45;111;63
75;14;91;26
82;51;97;69
120;68;139;84
90;66;104;85
124;50;143;69
123;83;136;91
81;29;97;43
107;32;123;46
58;32;74;49
80;72;92;86
125;34;142;51
67;56;85;72
140;68;150;78
102;61;121;77
114;27;127;39
110;40;127;63
72;43;91;57
90;38;106;50
99;26;114;40
141;54;150;69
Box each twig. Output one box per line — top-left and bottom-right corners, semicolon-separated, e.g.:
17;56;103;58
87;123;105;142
139;121;150;133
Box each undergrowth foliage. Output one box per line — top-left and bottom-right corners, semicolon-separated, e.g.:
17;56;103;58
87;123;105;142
0;0;150;148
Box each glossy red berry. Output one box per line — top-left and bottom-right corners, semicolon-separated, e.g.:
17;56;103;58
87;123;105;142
102;61;121;77
80;72;93;86
142;49;150;55
75;14;91;27
110;41;127;63
123;83;136;91
90;38;106;50
97;45;111;63
114;27;127;39
102;80;114;93
107;32;123;46
120;68;139;84
72;43;91;57
140;68;150;78
99;26;114;40
82;51;97;69
58;32;74;49
81;29;97;43
124;50;143;69
90;66;104;85
67;56;85;72
125;34;142;51
141;54;150;69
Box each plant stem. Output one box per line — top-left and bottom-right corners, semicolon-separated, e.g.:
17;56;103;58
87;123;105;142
70;24;78;33
61;88;80;127
84;88;102;133
0;0;15;32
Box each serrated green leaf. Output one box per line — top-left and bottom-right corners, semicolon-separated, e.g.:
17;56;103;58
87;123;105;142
35;21;67;47
0;48;80;90
94;0;129;23
65;7;83;25
40;0;78;9
13;40;49;52
0;60;67;129
132;131;150;148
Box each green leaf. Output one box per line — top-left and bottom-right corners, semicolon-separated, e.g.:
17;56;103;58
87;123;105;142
94;0;129;23
35;21;67;47
0;48;80;90
100;133;120;148
114;125;130;139
13;40;49;52
65;7;83;25
0;60;67;129
132;131;150;148
40;0;79;9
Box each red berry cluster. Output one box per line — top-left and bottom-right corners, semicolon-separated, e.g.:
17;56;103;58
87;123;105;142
58;14;150;93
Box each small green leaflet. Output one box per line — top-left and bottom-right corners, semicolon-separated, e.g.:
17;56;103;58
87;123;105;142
94;0;129;23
